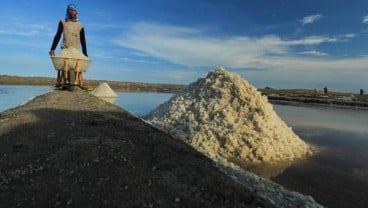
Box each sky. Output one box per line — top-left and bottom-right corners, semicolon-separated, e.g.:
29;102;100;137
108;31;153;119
1;0;368;92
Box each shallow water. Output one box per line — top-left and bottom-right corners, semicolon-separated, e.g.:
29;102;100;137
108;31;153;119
1;86;368;207
0;86;173;116
273;104;368;135
114;92;173;117
272;126;368;208
272;105;368;208
0;85;52;112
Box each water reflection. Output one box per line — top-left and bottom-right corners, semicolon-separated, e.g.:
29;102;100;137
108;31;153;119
229;158;296;179
273;104;368;135
0;85;52;112
0;86;173;115
271;105;368;208
113;92;173;117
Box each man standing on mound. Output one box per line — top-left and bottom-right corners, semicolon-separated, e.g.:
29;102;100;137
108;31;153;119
49;4;88;91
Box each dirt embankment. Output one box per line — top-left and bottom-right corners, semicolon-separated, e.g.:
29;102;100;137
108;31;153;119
0;90;270;208
0;90;325;207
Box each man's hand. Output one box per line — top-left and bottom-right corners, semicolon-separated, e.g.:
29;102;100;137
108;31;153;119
49;50;55;56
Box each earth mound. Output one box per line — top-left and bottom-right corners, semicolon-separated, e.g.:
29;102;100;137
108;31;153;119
0;89;322;207
0;90;268;207
146;68;313;170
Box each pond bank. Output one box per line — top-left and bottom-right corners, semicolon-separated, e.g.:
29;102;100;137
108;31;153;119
0;89;323;207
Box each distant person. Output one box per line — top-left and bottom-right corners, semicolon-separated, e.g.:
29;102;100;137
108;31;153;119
323;86;328;94
360;89;364;95
49;4;88;90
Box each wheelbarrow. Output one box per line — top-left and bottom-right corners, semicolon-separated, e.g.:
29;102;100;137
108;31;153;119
50;48;91;88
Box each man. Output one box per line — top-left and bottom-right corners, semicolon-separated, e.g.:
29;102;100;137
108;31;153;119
49;4;88;90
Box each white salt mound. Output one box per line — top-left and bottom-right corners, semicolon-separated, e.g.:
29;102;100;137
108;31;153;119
91;82;117;98
146;68;312;166
58;47;90;60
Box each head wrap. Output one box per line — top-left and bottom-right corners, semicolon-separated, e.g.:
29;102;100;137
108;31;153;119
65;4;78;21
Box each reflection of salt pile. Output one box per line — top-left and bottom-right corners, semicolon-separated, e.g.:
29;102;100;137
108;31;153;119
146;68;312;167
91;82;117;103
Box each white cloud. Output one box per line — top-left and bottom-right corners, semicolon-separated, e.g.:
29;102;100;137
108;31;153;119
300;14;323;25
362;15;368;24
299;50;329;56
285;36;337;45
113;22;362;72
0;29;39;36
119;56;161;64
155;69;202;81
0;36;50;49
0;18;52;37
87;22;127;30
343;33;356;38
244;56;368;72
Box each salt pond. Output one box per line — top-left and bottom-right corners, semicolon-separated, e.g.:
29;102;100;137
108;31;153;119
0;85;53;112
1;85;368;207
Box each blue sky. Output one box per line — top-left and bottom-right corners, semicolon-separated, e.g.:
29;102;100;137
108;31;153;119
1;0;368;92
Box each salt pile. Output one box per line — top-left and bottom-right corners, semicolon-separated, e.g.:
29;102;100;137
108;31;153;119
51;47;91;72
91;82;117;102
146;68;312;168
58;47;90;60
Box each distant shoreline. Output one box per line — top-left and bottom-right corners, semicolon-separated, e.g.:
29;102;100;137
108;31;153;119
259;88;368;109
1;75;368;108
0;75;185;93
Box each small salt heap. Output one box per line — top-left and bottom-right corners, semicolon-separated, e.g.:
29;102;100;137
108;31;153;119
91;82;117;103
146;68;313;170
